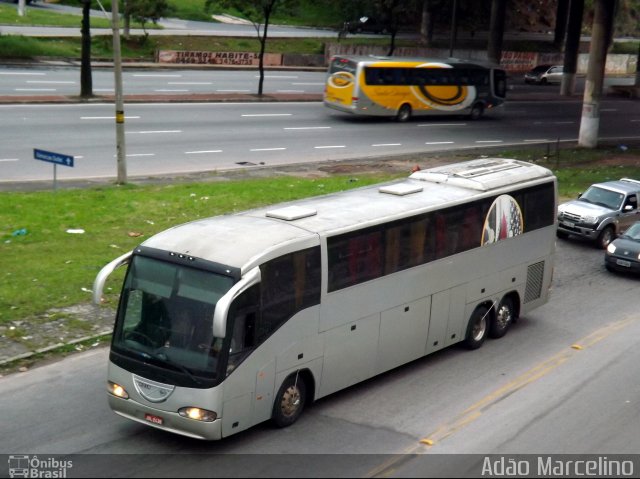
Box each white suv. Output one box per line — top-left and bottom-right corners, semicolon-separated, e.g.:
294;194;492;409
557;178;640;249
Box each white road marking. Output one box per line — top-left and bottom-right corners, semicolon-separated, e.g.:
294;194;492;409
0;72;46;76
258;75;299;79
186;150;223;154
241;113;292;117
14;88;57;92
124;153;156;157
168;82;213;85
284;126;331;130
81;116;141;120
216;89;251;92
0;158;19;162
476;140;503;143
372;143;401;147
314;145;345;149
250;148;287;152
417;123;467;127
127;130;182;134
26;81;75;84
425;141;454;145
524;139;551;142
132;74;182;77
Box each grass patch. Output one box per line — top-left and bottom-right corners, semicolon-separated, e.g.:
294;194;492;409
0;174;396;325
0;3;112;28
2;146;640;328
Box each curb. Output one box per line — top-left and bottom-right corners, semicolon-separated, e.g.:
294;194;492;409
0;330;112;368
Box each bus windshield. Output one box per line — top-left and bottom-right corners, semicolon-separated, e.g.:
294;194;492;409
111;255;235;388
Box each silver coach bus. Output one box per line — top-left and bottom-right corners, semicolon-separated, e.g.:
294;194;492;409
93;158;557;440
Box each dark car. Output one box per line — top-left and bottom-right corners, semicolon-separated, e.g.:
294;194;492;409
345;16;389;34
605;221;640;274
524;64;563;85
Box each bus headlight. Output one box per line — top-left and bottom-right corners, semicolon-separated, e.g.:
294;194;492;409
178;407;217;422
108;381;129;399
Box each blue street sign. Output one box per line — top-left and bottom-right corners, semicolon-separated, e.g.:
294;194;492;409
34;148;74;167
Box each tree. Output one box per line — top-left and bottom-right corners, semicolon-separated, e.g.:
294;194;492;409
375;0;418;56
487;0;507;65
206;0;299;96
561;0;585;96
128;0;170;40
80;0;93;98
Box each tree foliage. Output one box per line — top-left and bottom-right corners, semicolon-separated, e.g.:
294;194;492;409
205;0;299;95
127;0;171;37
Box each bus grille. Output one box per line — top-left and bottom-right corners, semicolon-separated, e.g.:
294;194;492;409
524;261;545;303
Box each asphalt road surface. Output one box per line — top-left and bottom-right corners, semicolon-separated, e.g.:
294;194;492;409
1;235;639;478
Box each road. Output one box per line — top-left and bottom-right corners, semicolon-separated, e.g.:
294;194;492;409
1;97;639;185
0;66;326;96
1;239;639;477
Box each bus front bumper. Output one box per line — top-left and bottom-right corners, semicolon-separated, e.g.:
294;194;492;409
108;394;223;440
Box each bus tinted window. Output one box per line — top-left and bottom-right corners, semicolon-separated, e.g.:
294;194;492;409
364;67;491;87
259;246;321;340
329;57;357;74
328;184;554;292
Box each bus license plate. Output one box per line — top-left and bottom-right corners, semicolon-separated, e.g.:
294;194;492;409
617;259;631;268
145;413;164;425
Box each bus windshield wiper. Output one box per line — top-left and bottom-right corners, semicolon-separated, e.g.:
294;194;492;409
150;350;203;386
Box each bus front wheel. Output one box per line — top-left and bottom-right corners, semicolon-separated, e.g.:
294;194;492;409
396;104;412;122
464;305;489;350
272;373;307;428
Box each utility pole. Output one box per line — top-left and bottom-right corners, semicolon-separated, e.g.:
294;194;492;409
112;0;127;184
17;0;26;17
578;0;615;148
448;0;458;57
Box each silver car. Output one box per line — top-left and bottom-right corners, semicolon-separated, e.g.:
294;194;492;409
557;178;640;249
524;65;563;85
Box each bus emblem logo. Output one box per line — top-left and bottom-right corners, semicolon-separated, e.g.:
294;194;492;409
133;375;175;403
329;72;355;88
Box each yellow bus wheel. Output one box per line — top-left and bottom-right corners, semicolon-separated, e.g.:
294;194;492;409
396;104;412;122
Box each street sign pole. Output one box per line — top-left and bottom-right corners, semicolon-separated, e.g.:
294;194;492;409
34;148;74;191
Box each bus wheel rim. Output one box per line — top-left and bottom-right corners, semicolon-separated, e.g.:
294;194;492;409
473;315;487;341
496;303;511;329
280;385;301;417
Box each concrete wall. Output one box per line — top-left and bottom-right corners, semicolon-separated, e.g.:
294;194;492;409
324;43;638;74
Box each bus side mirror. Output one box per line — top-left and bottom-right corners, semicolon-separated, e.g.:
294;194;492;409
213;267;261;338
92;251;132;305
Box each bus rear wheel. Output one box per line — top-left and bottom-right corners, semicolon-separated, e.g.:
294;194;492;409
464;305;489;350
469;103;484;120
396;104;412;122
490;296;515;338
272;373;307;428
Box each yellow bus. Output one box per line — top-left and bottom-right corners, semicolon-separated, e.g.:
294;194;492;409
324;55;507;121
